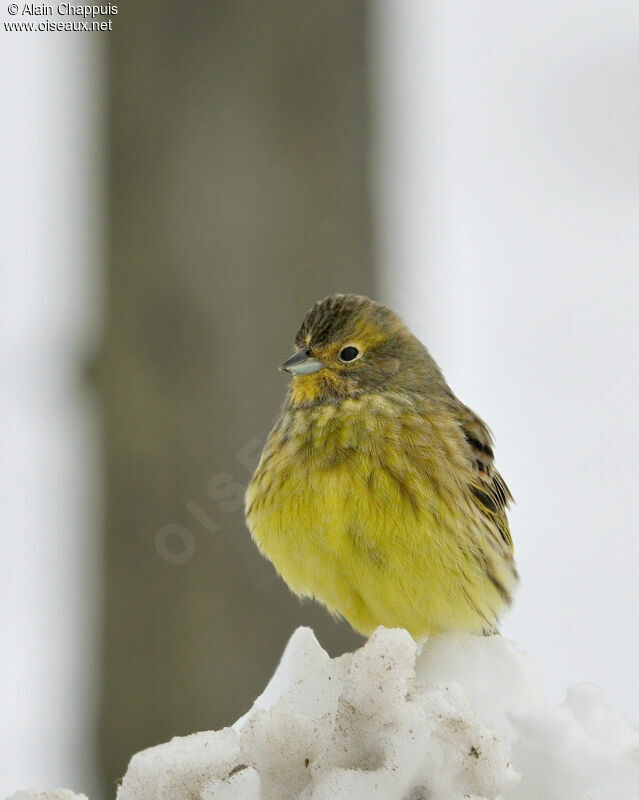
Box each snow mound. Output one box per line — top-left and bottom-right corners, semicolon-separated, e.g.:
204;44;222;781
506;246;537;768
117;627;639;800
11;628;639;799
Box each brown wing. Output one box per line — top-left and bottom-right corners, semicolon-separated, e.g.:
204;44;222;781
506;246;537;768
456;403;514;553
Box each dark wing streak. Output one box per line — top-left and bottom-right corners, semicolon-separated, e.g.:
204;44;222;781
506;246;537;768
456;403;515;553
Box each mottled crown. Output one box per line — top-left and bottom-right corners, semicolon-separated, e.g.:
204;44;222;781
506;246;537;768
294;294;401;348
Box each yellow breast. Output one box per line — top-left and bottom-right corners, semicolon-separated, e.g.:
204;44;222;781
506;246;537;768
245;394;515;638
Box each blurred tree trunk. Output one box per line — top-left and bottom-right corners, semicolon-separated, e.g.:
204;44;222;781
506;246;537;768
98;0;375;795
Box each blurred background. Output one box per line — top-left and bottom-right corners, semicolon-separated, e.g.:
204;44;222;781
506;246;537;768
1;1;638;797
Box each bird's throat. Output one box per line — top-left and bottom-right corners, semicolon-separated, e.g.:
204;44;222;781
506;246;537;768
289;371;346;408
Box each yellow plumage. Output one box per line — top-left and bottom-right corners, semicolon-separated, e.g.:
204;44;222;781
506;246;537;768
245;294;517;639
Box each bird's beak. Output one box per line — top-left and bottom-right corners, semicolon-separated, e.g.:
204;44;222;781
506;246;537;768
280;349;324;376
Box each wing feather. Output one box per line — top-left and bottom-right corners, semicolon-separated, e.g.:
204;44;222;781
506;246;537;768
456;403;514;552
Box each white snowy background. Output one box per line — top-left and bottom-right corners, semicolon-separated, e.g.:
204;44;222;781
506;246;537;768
2;0;639;797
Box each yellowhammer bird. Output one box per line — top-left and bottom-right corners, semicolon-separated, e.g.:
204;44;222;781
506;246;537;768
245;294;517;638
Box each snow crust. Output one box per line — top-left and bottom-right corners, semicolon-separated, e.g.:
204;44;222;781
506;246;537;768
117;627;639;800
10;627;639;799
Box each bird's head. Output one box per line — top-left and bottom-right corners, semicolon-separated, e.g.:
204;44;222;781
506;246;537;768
280;294;441;406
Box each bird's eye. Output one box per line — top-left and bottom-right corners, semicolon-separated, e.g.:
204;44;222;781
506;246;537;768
339;345;360;363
